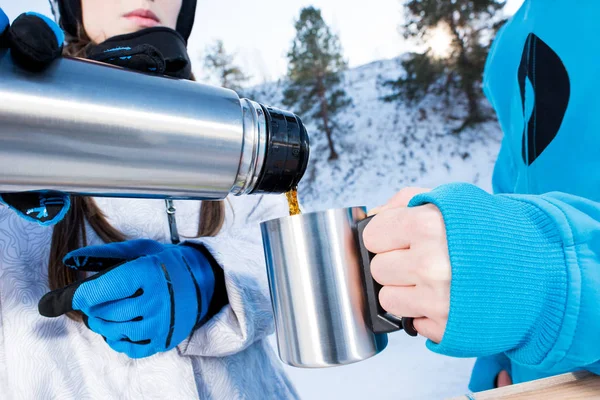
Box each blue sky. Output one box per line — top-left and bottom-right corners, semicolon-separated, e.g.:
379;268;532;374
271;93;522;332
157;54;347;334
3;0;524;84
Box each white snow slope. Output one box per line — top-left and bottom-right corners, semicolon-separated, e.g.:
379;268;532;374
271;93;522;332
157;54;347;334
253;57;503;400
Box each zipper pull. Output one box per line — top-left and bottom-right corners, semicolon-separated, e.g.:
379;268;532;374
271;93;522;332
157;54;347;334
165;199;180;245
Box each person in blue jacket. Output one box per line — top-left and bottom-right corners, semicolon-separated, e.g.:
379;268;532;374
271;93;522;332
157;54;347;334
363;0;600;392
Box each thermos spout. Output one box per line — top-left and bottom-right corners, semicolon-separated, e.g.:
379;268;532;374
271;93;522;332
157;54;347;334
232;99;309;196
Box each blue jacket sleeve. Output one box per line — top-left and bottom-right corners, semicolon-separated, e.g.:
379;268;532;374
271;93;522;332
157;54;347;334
408;184;600;374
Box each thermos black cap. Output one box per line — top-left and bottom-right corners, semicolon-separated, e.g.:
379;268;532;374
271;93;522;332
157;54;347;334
252;105;310;194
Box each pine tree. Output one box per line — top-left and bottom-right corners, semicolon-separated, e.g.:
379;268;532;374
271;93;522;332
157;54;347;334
384;0;506;132
203;40;249;93
283;7;352;161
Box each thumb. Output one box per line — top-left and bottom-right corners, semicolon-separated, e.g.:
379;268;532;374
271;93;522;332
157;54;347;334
385;187;431;209
373;188;431;215
9;12;64;70
38;281;81;317
496;370;513;387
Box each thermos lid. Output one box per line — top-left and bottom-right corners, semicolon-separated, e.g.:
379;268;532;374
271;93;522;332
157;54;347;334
251;105;310;194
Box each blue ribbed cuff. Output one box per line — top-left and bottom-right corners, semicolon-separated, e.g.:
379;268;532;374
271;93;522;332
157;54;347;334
409;183;568;365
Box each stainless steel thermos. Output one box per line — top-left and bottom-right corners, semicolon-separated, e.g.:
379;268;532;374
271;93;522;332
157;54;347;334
0;49;309;199
261;208;417;368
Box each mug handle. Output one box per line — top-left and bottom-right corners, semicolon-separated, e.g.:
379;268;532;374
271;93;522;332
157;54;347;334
357;216;418;337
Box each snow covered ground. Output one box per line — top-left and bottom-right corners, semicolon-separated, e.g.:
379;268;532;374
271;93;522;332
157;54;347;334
255;58;503;399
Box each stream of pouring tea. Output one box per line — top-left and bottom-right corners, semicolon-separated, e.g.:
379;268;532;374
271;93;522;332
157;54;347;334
286;188;301;216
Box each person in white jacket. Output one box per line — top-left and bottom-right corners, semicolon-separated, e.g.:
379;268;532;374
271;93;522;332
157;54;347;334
0;1;298;399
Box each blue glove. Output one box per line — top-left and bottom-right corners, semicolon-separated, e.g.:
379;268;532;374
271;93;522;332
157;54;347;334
0;8;71;225
0;191;71;226
0;8;64;70
38;240;224;359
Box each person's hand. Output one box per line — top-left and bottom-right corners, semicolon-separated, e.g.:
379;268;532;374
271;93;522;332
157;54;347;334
0;191;71;226
38;239;220;359
363;188;451;343
496;370;513;387
0;8;71;225
0;8;64;70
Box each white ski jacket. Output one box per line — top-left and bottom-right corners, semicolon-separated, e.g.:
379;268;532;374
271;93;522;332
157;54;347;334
0;194;298;400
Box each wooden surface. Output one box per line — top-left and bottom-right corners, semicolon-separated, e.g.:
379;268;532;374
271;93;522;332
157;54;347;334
450;371;600;400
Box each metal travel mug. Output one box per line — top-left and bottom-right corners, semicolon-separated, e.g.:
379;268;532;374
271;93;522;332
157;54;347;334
261;207;417;368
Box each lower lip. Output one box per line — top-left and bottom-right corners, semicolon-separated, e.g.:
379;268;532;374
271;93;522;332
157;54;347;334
125;16;159;28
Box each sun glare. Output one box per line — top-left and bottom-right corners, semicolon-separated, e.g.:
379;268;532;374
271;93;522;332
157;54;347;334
428;26;453;58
